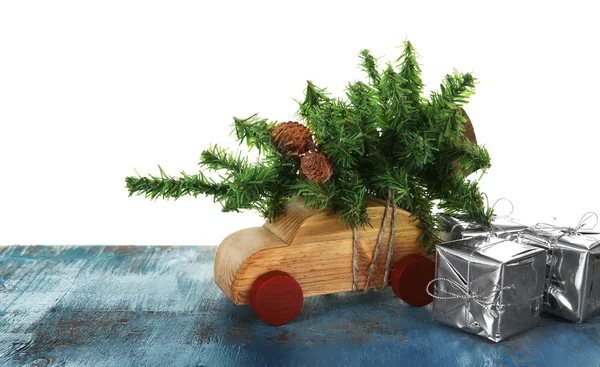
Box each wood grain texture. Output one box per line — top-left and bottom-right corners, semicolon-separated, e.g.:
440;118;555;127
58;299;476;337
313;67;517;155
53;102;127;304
1;245;600;367
213;227;287;302
215;197;425;305
262;198;320;244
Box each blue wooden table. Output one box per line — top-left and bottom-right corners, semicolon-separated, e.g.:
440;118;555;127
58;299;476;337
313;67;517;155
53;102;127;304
1;246;599;367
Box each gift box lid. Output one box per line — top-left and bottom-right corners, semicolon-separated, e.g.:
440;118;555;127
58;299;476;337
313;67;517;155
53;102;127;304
523;229;600;251
438;214;528;237
438;236;545;265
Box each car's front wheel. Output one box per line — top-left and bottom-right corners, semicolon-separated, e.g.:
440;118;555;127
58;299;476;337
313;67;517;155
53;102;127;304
249;270;303;326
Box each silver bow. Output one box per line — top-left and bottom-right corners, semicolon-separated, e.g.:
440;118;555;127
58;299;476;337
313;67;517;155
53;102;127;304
532;211;598;237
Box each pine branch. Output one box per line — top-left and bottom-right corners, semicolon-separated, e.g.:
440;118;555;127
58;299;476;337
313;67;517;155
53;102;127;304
265;154;303;219
338;177;370;228
215;162;281;216
392;176;440;254
396;131;438;169
232;114;276;154
298;81;330;120
368;165;410;203
440;71;476;107
200;145;247;172
308;99;366;170
396;41;424;106
450;141;491;175
199;145;297;216
345;81;380;147
436;178;492;224
128;149;285;219
125;169;226;200
429;71;477;144
359;49;381;85
378;63;411;132
294;180;337;212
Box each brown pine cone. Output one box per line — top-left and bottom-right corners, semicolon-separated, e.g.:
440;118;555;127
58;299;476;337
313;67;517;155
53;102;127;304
301;151;333;183
270;121;314;155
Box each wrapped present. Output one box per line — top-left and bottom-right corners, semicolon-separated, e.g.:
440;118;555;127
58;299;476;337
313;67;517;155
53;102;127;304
438;213;528;241
513;213;600;323
429;236;546;342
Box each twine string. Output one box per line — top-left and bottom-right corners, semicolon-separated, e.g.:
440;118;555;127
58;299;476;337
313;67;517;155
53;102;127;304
382;203;398;286
352;226;360;291
364;189;392;292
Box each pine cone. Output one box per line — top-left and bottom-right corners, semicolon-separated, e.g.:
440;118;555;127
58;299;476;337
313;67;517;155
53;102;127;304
301;151;333;183
270;121;314;155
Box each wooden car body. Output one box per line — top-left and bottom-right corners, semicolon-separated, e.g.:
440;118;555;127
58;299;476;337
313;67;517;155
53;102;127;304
214;196;425;305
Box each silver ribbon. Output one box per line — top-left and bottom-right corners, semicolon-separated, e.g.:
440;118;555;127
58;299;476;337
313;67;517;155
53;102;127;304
486;195;515;218
427;242;514;328
532;211;599;237
449;195;516;238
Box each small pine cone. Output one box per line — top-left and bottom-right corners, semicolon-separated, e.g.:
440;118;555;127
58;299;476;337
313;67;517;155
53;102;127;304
270;121;314;155
301;151;333;183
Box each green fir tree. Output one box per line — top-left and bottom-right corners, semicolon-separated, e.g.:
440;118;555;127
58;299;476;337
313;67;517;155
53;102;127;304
125;41;492;255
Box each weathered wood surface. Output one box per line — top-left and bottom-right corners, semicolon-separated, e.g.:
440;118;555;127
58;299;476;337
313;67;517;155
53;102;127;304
216;197;425;305
1;245;600;367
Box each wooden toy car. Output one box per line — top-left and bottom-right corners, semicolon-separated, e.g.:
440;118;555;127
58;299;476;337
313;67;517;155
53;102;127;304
214;196;435;326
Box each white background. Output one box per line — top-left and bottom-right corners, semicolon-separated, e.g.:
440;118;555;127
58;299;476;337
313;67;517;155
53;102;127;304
1;1;598;246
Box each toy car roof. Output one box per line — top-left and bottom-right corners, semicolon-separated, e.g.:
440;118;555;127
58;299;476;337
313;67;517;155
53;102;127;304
264;196;389;244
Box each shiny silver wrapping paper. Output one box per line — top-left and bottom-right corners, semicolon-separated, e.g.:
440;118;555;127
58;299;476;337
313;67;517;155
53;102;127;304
513;229;600;323
438;214;528;241
432;236;546;342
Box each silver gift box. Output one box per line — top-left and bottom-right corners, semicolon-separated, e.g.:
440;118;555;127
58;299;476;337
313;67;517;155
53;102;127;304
514;229;600;323
432;236;546;342
439;214;528;241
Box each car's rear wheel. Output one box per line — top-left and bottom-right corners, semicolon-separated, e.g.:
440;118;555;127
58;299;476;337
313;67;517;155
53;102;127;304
249;270;303;326
390;254;435;307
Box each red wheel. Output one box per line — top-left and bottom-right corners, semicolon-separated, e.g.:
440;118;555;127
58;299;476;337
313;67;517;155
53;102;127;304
250;271;303;326
390;254;435;307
